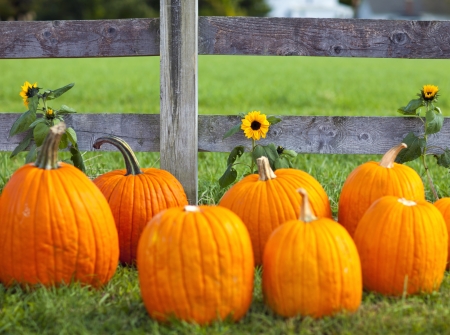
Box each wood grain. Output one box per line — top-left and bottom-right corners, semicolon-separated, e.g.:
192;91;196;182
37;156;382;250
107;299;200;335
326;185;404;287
2;113;449;155
160;0;198;204
2;18;450;59
0;19;159;58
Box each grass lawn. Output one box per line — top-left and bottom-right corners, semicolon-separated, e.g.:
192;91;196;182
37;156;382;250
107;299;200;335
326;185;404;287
1;56;450;334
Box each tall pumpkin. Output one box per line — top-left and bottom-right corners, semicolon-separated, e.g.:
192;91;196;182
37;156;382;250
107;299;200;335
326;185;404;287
92;135;188;264
219;156;331;265
263;189;362;318
0;123;119;287
338;143;425;237
433;197;450;266
137;205;254;325
354;195;447;296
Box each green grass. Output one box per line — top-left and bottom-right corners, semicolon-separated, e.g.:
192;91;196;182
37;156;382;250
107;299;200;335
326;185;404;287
2;56;450;333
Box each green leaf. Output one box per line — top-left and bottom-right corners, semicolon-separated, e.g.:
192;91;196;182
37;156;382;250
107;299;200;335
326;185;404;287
70;146;86;172
222;124;242;140
425;109;444;135
274;157;290;169
44;83;74;100
218;164;238;188
227;145;245;166
267;115;282;125
25;143;37;163
395;132;426;163
58;105;77;114
280;149;297;158
9;110;36;137
397;99;423;115
28;117;47;129
28;95;39;114
435;149;450;168
59;133;69;150
252;143;279;170
66;127;78;145
10;131;33;158
33;123;50;147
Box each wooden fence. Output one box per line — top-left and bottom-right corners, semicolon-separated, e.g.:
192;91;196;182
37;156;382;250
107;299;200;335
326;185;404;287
1;0;450;204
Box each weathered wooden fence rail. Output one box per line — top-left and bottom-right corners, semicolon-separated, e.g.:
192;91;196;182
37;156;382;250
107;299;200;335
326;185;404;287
1;11;450;203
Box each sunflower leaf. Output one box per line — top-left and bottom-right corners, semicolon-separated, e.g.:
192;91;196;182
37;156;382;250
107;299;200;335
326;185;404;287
227;145;245;166
28;117;47;129
59;133;69;150
425;109;444;135
65;127;78;146
252;143;279;170
70;146;86;172
9;110;36;137
395;132;425;163
280;149;297;158
33;123;50;147
44;83;74;100
435;149;450;168
267;115;282;125
10;131;33;158
58;105;77;114
219;164;237;188
274;157;290;169
397;99;423;115
223;124;242;140
25;143;37;163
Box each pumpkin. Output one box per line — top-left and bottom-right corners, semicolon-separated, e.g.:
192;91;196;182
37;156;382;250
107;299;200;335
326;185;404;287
263;188;362;318
354;195;447;296
93;135;188;264
338;143;425;237
137;205;254;325
219;156;331;265
0;123;119;287
433;197;450;266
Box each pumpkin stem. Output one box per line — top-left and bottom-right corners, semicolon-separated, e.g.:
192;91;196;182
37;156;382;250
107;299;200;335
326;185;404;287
184;205;201;212
257;156;276;181
379;143;407;168
93;136;142;175
35;122;66;170
297;188;317;223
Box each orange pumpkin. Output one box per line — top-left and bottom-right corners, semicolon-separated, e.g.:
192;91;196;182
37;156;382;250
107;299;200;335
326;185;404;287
0;123;119;287
93;135;188;264
219;156;331;265
433;197;450;266
137;205;254;325
354;195;447;296
263;189;362;318
338;143;425;237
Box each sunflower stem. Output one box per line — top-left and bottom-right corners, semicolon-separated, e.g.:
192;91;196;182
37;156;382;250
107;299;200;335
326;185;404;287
250;138;255;173
422;101;439;201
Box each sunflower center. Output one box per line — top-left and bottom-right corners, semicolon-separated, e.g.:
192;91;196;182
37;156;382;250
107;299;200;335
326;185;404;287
251;121;261;130
27;87;39;98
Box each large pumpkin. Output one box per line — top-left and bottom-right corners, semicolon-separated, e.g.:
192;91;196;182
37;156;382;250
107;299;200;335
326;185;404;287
137;205;254;325
0;123;119;287
219;156;331;265
93;135;188;264
433;197;450;266
263;189;362;318
338;143;425;237
354;195;447;296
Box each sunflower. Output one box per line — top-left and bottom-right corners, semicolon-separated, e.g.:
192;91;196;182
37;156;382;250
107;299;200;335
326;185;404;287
19;81;39;107
241;111;270;140
421;84;439;101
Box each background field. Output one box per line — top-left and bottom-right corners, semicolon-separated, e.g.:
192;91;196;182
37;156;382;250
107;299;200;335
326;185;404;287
1;56;450;334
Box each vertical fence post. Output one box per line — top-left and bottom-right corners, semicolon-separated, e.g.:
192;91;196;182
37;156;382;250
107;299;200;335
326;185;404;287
160;0;198;204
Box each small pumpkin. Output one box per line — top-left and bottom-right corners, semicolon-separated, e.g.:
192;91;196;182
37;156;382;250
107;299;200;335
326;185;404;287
433;197;450;266
263;188;362;318
0;123;119;287
338;143;425;237
137;205;254;325
354;195;447;296
219;156;331;265
93;135;188;264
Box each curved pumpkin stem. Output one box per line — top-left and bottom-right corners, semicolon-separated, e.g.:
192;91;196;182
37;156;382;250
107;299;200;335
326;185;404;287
297;188;317;223
93;135;142;176
35;122;66;170
379;143;407;168
256;156;276;181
